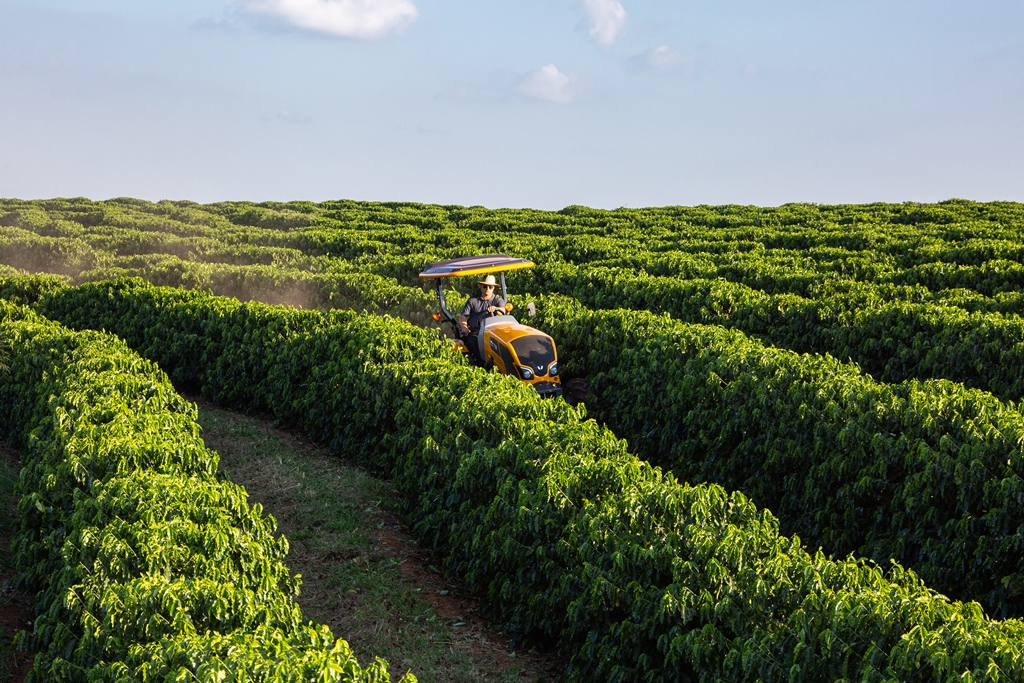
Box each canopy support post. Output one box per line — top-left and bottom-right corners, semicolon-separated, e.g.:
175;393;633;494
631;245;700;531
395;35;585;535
437;281;462;337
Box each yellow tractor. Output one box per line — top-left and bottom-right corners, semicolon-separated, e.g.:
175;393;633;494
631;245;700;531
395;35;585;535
419;255;563;398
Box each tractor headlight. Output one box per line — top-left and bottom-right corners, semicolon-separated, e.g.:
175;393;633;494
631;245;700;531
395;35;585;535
518;366;534;380
549;362;559;377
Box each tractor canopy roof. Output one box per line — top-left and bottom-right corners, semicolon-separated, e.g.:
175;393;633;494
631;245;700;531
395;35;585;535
419;254;534;280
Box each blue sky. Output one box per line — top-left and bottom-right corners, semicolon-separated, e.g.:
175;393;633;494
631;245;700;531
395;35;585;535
1;0;1022;209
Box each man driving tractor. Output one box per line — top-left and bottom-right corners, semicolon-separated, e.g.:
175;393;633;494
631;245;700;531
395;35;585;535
459;274;505;361
419;255;563;398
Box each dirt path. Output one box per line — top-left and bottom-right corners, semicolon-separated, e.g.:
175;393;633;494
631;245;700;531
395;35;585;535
193;397;565;683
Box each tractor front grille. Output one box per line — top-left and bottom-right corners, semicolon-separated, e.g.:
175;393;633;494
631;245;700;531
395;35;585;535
532;381;563;398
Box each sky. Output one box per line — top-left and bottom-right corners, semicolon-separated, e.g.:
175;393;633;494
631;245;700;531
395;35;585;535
1;0;1022;209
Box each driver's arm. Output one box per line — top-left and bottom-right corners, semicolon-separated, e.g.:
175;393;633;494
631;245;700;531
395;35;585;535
459;298;473;333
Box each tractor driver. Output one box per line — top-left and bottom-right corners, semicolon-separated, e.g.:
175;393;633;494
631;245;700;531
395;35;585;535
459;274;505;359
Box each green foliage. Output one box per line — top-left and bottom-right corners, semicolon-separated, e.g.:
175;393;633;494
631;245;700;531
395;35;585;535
532;297;1024;618
0;274;71;306
17;279;1024;682
8;196;1024;401
0;303;413;682
7;196;1024;672
518;262;1024;403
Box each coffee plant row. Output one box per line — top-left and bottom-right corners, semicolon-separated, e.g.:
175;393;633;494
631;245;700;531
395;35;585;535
6;266;1024;618
6;197;1024;401
10;269;1023;618
6;277;1024;682
530;294;1024;618
0;301;409;681
5;197;1024;300
518;262;1024;403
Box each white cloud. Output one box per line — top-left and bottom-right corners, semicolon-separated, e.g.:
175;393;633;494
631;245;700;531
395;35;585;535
579;0;626;49
629;45;696;74
233;0;418;39
515;64;583;104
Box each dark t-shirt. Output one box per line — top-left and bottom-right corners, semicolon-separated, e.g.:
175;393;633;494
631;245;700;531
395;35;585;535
461;294;506;334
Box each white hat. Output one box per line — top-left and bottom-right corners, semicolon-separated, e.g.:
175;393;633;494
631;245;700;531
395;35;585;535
477;274;499;287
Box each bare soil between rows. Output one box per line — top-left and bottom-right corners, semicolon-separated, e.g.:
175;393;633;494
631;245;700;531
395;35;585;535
191;396;565;682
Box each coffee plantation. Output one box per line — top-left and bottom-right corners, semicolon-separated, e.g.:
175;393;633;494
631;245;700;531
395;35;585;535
5;197;1024;680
